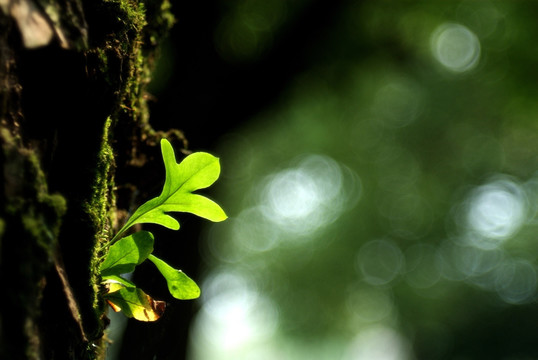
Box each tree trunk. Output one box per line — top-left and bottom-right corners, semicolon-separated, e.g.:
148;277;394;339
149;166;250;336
0;1;178;358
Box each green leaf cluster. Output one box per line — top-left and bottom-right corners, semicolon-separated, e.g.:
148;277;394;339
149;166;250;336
100;139;226;321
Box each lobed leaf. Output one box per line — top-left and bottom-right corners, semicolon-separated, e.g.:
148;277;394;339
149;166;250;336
114;139;227;239
104;286;166;322
100;231;154;277
148;254;200;300
101;139;226;322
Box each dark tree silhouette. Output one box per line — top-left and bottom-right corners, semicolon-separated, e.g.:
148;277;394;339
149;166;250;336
0;1;179;358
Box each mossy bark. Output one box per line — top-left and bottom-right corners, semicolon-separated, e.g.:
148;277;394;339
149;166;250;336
0;1;177;358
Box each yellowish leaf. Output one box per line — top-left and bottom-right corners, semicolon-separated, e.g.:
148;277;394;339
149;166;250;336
105;286;166;322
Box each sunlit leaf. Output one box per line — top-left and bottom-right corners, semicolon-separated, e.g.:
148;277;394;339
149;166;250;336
104;287;166;322
100;231;154;277
105;281;126;293
148;254;200;300
103;280;135;312
100;138;226;322
114;139;227;239
102;275;136;288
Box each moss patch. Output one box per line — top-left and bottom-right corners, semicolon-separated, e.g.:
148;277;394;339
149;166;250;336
0;126;67;359
81;0;175;352
88;116;115;326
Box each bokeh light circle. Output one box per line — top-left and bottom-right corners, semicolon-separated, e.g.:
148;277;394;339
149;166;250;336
431;23;481;72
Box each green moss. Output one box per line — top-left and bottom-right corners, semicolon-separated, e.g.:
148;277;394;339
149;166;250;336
81;0;176;352
144;0;175;46
94;48;109;76
42;194;68;219
87;116;116;320
117;0;147;34
84;0;175;121
25;150;67;254
1;129;67;256
1;116;69;359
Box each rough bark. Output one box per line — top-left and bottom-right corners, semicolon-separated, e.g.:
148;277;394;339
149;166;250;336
0;1;178;358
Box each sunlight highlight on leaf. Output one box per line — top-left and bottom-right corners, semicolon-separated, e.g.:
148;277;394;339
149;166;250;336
105;287;166;322
102;275;136;288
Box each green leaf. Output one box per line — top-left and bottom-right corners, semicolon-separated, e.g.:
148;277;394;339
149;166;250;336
104;286;166;322
100;231;154;277
102;274;136;288
115;139;227;239
148;254;200;300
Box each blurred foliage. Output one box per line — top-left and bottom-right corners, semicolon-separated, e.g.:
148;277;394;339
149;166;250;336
150;0;538;359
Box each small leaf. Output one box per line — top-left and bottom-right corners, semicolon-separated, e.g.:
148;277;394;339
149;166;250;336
104;283;126;313
104;287;166;322
148;254;200;300
102;275;136;288
115;139;227;238
100;231;154;277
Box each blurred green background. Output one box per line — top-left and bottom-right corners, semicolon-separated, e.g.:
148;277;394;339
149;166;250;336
118;1;538;359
